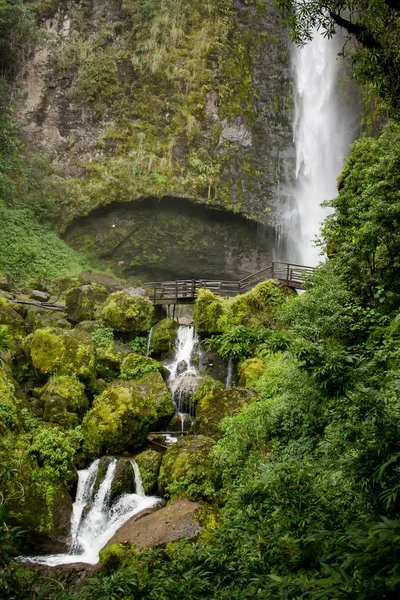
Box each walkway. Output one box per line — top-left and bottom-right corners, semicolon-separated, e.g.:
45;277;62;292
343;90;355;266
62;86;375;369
145;261;314;305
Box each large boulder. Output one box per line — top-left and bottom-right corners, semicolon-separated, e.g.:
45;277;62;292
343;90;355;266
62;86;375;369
25;307;71;333
101;291;154;333
192;289;224;335
82;373;174;457
96;341;132;380
65;285;95;323
192;378;255;438
40;375;89;426
158;435;216;500
0;297;26;345
149;318;178;355
120;353;169;380
27;327;96;379
135;449;162;495
0;365;21;434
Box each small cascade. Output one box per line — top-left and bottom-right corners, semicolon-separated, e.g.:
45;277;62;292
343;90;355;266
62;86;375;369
20;458;159;567
146;326;154;356
165;325;199;420
225;358;233;389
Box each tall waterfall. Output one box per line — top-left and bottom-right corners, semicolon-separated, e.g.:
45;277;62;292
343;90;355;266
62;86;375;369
290;33;355;265
20;459;159;566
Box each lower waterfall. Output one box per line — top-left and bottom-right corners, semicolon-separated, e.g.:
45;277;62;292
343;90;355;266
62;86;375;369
20;458;159;566
165;325;199;419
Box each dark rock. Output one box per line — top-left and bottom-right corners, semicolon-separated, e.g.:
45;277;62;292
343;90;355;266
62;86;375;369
110;459;136;502
0;276;11;291
30;290;51;302
176;360;188;376
198;349;232;384
65;285;95;323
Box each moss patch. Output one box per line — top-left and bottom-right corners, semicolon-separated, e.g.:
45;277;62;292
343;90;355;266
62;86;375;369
101;291;154;333
135;449;162;495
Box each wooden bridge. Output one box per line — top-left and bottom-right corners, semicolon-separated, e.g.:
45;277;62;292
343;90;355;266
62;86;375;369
145;261;314;305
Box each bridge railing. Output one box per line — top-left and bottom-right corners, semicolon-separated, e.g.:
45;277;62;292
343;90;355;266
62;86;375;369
144;262;315;303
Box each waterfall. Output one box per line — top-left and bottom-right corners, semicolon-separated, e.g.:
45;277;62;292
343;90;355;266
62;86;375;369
20;459;159;566
165;325;198;418
225;358;233;389
146;326;154;356
289;32;355;265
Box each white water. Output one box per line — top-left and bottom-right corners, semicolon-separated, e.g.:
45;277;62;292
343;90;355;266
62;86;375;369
165;325;199;417
225;358;233;389
146;326;154;356
290;32;355;265
20;459;159;566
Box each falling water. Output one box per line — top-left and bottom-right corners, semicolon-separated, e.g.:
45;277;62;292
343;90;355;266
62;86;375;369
20;459;159;566
225;358;233;389
165;325;198;419
290;32;355;265
146;326;154;356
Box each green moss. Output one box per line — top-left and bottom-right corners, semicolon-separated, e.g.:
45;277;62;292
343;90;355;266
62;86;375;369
193;289;225;336
135;449;162;495
41;375;89;421
101;291;154;333
120;353;169;380
99;543;125;571
25;307;71;333
226;280;288;328
238;357;264;388
82;373;174;458
150;318;178;355
0;297;26;345
28;327;96;379
65;285;95;322
158;435;216;501
192;377;254;438
0;365;21;433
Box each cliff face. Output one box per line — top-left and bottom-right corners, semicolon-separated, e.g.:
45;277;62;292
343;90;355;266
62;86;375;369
15;0;293;230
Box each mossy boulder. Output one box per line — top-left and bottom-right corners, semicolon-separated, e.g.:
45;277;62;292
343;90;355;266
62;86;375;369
82;373;174;457
192;377;255;438
227;280;288;328
28;327;96;379
101;291;154;333
40;375;89;425
193;289;224;336
135;449;162;495
150;318;178;355
0;297;26;345
65;285;95;322
25;307;71;333
120;353;169;380
110;459;136;502
96;341;132;380
0;366;21;433
158;435;216;501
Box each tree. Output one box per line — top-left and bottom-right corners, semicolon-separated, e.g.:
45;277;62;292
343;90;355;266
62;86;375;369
276;0;400;112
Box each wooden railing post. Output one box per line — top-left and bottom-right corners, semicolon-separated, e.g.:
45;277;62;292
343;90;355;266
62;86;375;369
175;280;178;303
286;263;290;285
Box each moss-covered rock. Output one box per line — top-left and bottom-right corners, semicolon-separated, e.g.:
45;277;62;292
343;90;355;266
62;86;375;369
40;375;89;425
65;285;95;322
96;341;132;380
150;318;178;355
192;377;255;438
135;449;162;495
28;327;96;379
227;280;289;328
158;435;216;501
0;365;21;433
193;289;224;336
0;297;26;345
120;353;169;380
25;307;71;333
82;373;174;457
110;459;136;502
101;291;154;333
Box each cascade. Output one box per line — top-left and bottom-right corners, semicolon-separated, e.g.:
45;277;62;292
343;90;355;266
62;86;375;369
20;459;159;566
225;358;233;389
289;32;355;265
146;326;154;356
165;325;199;418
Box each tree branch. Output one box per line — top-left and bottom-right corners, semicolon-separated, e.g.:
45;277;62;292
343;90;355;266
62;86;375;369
329;10;381;50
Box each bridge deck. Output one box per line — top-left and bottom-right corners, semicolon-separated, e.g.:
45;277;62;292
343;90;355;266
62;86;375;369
145;262;314;305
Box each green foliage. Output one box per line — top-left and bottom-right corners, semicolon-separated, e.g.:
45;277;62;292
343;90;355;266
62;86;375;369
276;0;400;113
90;326;114;348
204;325;269;360
120;353;163;379
28;424;81;485
127;336;148;355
